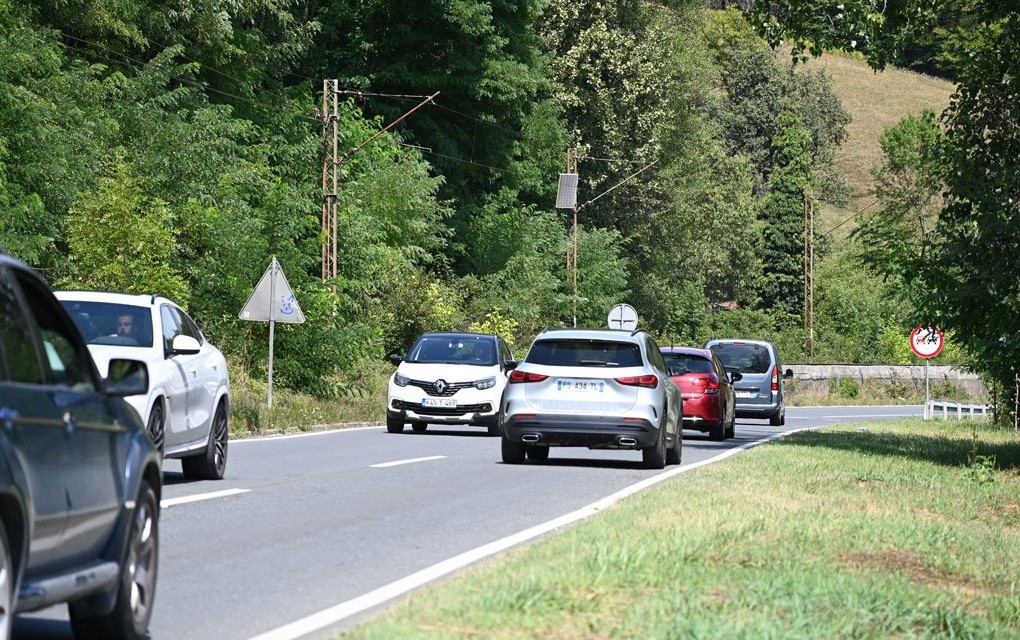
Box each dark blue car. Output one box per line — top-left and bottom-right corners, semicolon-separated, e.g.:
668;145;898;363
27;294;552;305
0;249;162;640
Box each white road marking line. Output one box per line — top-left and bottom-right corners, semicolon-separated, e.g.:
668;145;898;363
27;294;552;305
161;488;250;508
371;455;446;468
247;428;814;640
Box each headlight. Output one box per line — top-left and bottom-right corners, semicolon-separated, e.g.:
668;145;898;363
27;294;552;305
394;373;410;387
474;376;496;390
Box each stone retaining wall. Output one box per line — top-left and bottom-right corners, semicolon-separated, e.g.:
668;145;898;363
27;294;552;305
786;364;987;397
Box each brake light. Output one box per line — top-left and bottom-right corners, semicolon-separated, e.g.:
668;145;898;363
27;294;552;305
771;366;779;391
616;374;658;389
705;376;720;394
510;370;548;384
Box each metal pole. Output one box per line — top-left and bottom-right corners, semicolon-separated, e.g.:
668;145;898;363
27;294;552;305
268;258;277;408
924;357;930;419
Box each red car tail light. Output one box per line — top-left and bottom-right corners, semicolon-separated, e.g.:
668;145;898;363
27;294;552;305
509;370;548;384
704;375;720;394
771;365;779;391
616;374;658;388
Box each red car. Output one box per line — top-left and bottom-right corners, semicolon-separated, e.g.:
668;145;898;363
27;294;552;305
660;346;740;441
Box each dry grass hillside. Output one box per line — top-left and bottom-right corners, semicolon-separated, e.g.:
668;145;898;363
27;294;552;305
791;51;954;239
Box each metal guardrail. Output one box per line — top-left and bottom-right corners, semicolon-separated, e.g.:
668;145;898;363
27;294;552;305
925;400;992;420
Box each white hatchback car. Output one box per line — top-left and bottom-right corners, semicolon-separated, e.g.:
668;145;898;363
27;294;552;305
56;290;230;479
387;332;516;435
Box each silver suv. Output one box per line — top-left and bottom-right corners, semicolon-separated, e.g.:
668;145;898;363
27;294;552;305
705;338;793;426
500;328;682;468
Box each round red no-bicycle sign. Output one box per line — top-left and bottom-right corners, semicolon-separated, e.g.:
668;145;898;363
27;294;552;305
909;324;944;359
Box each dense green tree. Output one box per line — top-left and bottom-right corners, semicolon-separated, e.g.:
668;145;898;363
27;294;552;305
58;160;190;301
757;110;812;323
750;1;1020;412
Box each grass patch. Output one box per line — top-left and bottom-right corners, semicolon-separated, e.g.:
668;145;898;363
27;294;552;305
227;364;391;437
339;419;1020;639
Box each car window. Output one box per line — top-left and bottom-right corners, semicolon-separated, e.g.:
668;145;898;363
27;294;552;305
0;265;44;384
160;305;182;352
409;336;496;365
662;353;714;374
16;272;96;391
711;343;773;374
174;307;204;343
59;300;153;348
526;339;643;367
645;337;666;370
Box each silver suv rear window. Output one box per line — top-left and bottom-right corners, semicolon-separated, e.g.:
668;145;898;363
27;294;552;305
527;339;642;367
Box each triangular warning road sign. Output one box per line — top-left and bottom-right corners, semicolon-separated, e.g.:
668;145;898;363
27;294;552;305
238;257;305;323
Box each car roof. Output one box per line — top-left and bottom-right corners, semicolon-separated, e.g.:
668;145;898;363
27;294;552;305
533;328;647;344
706;338;775;348
418;331;496;340
54;290;170;307
661;346;712;358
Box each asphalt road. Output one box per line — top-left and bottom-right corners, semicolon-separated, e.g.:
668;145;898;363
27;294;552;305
14;405;922;640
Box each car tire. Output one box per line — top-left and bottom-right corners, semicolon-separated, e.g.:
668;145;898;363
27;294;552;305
709;419;725;441
386;412;404;434
525;445;549;461
642;426;667;470
69;480;159;640
146;401;165;459
501;436;526;464
725;410;735;439
0;523;13;640
182;402;228;480
770;405;785;427
410;421;427;433
666;427;682;466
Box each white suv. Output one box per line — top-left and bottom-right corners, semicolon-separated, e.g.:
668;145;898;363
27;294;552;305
387;332;516;435
501;328;682;468
56;290;231;479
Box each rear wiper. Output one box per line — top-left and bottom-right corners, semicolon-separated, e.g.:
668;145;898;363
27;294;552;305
578;359;615;366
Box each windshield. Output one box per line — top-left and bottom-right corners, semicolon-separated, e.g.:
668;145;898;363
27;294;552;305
59;300;154;348
711;343;771;374
527;339;642;367
408;335;496;365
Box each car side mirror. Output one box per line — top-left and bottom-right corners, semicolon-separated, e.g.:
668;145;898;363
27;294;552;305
783;368;794;379
503;360;518;372
171;334;201;355
389;354;404;366
106;359;149;397
667;364;686;376
729;371;743;382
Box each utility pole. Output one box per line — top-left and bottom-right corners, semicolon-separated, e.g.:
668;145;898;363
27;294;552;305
319;83;438;286
803;191;815;356
321;79;339;283
556;149;580;327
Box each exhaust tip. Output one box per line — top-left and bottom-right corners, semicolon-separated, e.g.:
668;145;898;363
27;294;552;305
618;436;638;447
521;434;540;443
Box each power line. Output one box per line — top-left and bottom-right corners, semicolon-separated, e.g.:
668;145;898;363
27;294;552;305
819;198;881;237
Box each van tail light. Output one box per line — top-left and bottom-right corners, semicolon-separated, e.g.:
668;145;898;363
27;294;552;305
771;366;779;391
510;370;548;384
616;374;658;389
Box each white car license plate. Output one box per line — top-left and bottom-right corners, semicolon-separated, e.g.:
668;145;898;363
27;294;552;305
557;379;605;392
422;397;457;408
735;390;755;399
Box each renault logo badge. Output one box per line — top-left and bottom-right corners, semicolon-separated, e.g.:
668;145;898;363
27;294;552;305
434;379;448;394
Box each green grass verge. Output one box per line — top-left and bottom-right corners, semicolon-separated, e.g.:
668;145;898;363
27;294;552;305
339;419;1020;639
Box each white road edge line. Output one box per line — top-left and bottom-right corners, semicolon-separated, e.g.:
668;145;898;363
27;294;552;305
247;427;816;640
371;455;446;468
161;488;250;508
